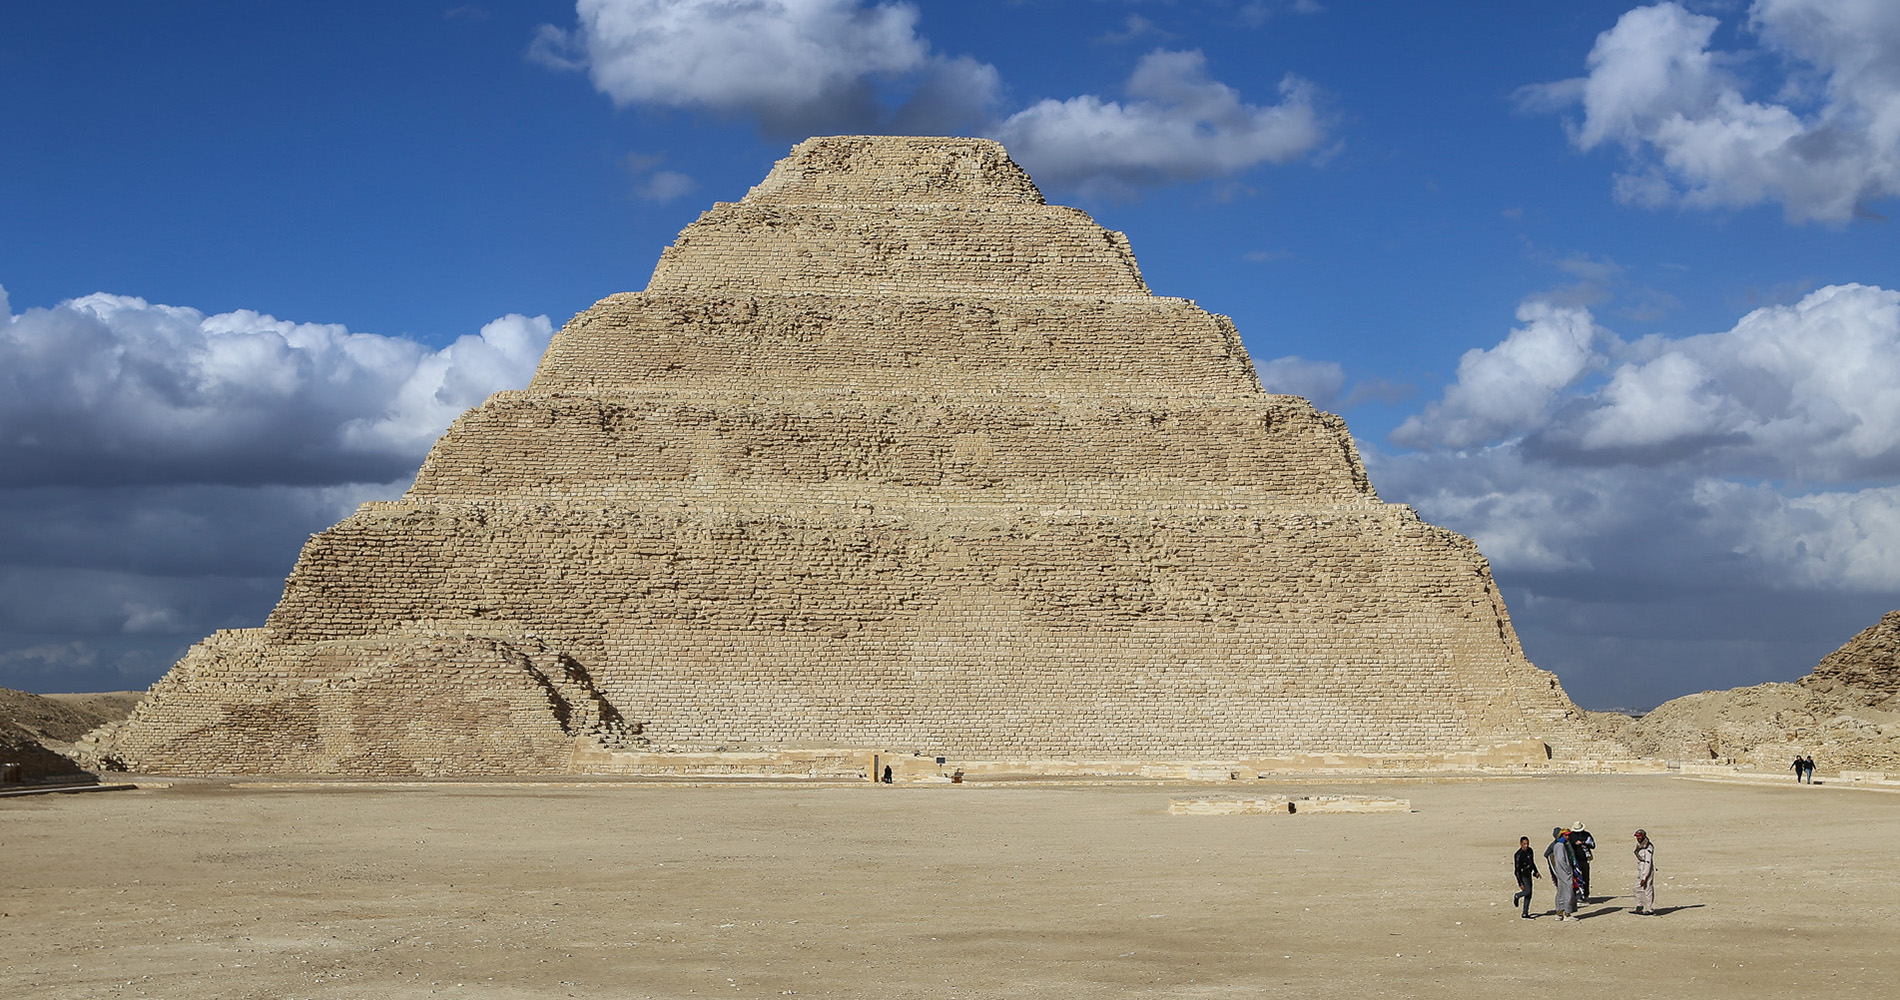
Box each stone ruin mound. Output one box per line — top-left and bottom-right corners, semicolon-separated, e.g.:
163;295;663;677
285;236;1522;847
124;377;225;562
1617;610;1900;771
1;687;140;782
1805;610;1900;707
92;136;1614;777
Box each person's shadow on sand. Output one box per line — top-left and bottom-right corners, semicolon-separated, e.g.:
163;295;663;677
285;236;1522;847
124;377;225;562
1573;903;1706;919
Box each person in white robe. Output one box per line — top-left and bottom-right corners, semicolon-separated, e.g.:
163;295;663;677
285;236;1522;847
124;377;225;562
1632;829;1656;915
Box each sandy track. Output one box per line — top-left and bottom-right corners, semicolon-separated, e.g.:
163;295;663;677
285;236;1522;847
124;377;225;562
2;775;1892;999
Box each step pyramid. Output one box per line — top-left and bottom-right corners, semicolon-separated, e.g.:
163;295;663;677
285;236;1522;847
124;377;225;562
96;136;1606;776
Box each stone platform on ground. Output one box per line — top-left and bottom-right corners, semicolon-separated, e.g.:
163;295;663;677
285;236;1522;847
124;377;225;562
91;136;1623;776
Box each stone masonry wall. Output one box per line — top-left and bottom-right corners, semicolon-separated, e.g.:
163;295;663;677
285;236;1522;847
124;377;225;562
246;498;1583;756
1805;610;1900;704
646;204;1151;298
406;394;1374;499
530;294;1258;398
738;136;1047;206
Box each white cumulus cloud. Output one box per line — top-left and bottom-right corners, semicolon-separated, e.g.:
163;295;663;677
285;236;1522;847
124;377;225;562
1392;300;1606;450
637;169;698;202
1696;478;1900;592
534;1;1327;195
1396;284;1900;482
0;284;553;690
1373;285;1900;706
0;286;553;486
1377;445;1900;593
1254;354;1345;406
534;0;993;135
1527;1;1900;223
994;50;1325;198
1371;438;1900;709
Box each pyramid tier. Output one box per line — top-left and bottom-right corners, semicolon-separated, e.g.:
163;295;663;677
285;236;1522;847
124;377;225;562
264;496;1505;645
736;136;1047;207
646;138;1149;298
532;293;1259;398
648;202;1149;297
407;391;1372;500
252;496;1581;756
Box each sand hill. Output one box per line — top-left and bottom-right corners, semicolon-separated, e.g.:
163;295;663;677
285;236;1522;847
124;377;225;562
0;688;141;780
1616;610;1900;770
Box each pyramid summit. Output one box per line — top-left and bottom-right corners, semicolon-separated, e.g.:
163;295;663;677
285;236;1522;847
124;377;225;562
93;136;1615;777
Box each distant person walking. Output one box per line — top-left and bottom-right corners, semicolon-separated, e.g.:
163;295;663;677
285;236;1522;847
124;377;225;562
1632;829;1657;914
1802;755;1816;782
1544;828;1578;920
1793;755;1807;783
1570;821;1596;900
1512;836;1541;918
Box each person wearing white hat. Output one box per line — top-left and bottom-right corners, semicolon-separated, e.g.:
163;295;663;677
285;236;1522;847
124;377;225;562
1570;820;1596;901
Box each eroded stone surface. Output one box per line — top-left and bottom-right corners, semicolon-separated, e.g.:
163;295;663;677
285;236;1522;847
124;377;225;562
1806;610;1900;705
96;136;1611;775
0;687;138;781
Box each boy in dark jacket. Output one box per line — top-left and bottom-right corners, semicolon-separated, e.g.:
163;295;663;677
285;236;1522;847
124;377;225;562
1512;836;1541;918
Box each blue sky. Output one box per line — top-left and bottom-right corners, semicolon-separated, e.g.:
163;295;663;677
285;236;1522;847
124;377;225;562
3;1;1898;709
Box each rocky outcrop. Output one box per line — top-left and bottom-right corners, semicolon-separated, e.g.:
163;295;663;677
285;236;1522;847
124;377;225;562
1805;610;1900;707
1617;610;1900;771
89;630;639;776
0;687;140;781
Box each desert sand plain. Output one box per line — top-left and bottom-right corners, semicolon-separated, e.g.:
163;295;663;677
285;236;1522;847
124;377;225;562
2;773;1894;1000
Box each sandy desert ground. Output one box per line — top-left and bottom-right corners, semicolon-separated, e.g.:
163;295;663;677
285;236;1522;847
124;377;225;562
2;773;1893;999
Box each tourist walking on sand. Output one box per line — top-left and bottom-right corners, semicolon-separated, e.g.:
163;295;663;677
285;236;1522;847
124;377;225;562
1570;820;1596;901
1512;836;1541;918
1793;755;1807;783
1544;827;1577;920
1803;755;1816;782
1632;829;1657;914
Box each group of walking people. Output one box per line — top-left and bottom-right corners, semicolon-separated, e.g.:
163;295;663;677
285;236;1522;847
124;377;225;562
1511;822;1656;920
1791;755;1817;783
